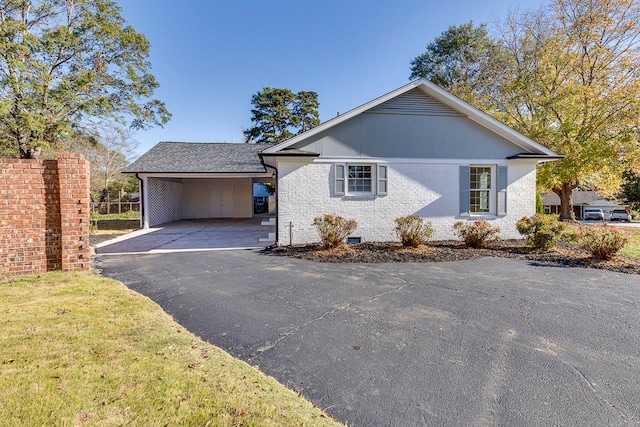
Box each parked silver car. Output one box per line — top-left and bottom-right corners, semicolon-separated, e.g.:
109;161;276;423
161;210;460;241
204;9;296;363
583;208;604;220
610;209;631;222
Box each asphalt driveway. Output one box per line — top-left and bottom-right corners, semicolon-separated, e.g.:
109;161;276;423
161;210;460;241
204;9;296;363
95;250;640;426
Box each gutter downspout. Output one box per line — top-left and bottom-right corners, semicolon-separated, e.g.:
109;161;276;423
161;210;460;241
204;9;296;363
259;155;278;248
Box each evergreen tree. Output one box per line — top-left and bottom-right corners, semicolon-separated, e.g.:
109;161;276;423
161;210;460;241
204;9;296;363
244;87;319;143
409;21;508;107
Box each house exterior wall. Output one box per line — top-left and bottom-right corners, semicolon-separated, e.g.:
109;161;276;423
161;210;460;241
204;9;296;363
288;113;521;159
182;178;252;219
147;178;184;226
276;158;537;245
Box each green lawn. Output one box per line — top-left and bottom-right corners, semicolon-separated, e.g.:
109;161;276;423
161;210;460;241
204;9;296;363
91;210;140;220
622;233;640;259
0;273;341;427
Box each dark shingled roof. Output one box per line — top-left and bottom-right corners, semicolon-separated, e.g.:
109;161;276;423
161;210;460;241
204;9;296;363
124;142;273;173
541;190;612;206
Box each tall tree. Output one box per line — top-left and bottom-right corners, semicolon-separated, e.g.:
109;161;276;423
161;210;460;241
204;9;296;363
0;0;170;159
409;2;640;220
292;90;319;133
244;87;319;143
409;21;508;106
495;0;640;219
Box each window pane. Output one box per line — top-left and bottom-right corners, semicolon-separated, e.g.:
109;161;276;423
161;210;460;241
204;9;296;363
470;167;491;190
470;190;490;212
347;165;372;193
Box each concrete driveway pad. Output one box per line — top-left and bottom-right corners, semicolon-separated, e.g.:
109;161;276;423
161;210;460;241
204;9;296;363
95;250;640;426
95;218;273;254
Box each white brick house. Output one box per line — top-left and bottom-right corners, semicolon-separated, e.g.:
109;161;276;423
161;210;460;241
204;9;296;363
260;79;561;244
127;79;561;245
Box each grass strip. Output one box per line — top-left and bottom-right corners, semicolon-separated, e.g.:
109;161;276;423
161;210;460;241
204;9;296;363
0;273;341;426
622;233;640;259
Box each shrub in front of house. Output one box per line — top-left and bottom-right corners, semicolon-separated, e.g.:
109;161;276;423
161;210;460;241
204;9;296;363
313;214;358;248
395;215;434;247
578;225;628;260
453;220;501;248
516;214;566;251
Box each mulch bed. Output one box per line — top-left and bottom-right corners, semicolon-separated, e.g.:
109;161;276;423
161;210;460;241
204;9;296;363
269;241;640;276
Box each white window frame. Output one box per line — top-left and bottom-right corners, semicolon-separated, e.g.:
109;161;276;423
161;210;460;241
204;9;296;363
334;163;388;197
346;164;375;195
469;165;496;215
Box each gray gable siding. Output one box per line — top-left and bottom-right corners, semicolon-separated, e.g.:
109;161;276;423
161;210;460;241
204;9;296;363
368;88;463;116
289;112;522;159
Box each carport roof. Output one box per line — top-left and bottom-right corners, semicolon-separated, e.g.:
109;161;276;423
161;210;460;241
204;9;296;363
124;142;274;173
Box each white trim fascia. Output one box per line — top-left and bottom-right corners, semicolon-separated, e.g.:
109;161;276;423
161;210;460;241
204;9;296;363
137;172;273;179
262;78;559;157
311;157;539;166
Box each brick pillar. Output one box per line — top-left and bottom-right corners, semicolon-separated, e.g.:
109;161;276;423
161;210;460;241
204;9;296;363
57;152;91;272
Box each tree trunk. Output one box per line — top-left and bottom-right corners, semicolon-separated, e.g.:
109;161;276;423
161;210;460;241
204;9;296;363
554;182;575;221
17;128;32;159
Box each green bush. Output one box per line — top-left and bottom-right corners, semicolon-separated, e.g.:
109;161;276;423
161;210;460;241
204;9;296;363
578;225;628;260
453;220;501;248
395;215;434;247
313;214;358;248
632;210;639;220
516;214;566;251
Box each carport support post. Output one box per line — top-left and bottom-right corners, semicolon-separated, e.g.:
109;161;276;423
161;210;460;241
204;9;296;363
140;175;149;228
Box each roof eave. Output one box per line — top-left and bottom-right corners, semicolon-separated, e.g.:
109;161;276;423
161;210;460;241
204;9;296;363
259;152;320;158
506;154;565;161
122;169;267;174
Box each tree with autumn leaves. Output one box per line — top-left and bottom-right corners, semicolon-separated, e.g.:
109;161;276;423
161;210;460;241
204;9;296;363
411;0;640;220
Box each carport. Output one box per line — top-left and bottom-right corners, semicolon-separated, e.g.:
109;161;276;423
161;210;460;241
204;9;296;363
123;142;276;243
141;175;274;227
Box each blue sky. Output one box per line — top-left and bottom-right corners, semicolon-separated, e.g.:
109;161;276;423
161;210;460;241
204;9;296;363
119;0;545;157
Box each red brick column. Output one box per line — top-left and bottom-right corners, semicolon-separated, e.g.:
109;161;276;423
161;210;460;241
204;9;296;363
0;159;57;274
57;153;91;272
0;153;90;275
